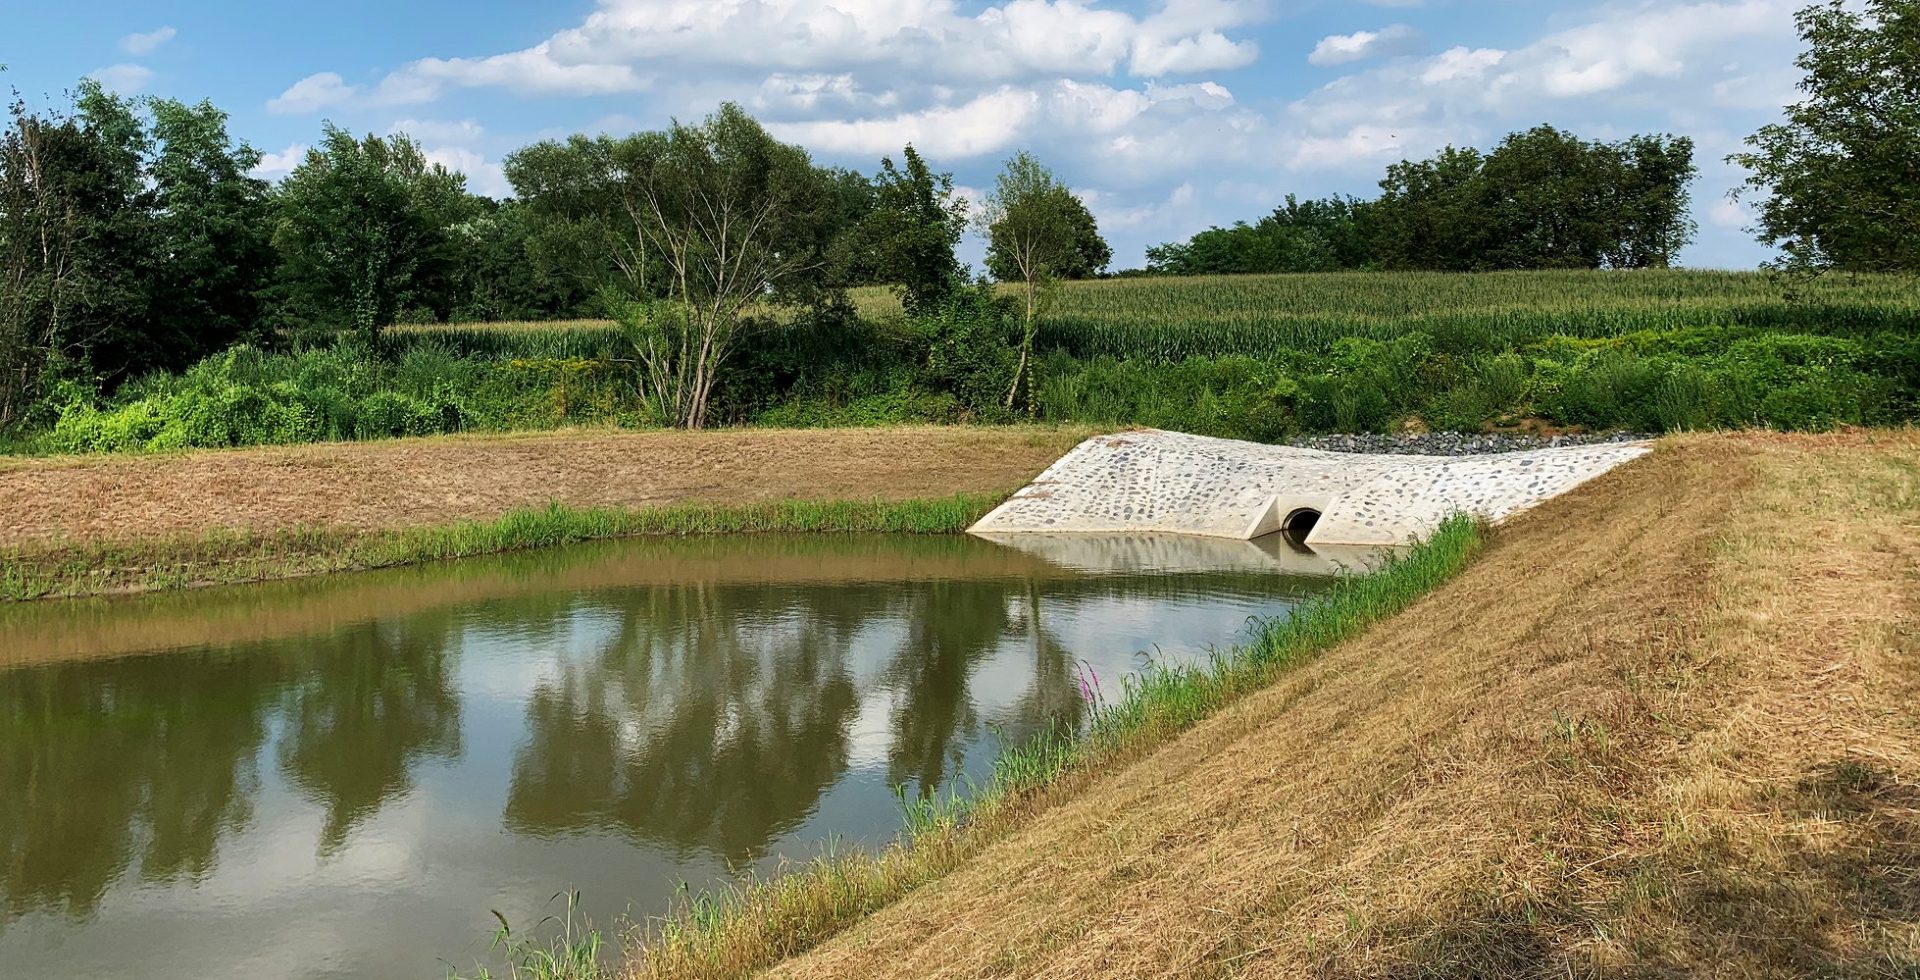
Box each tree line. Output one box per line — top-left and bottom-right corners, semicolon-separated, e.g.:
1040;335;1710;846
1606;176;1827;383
1144;126;1701;276
0;90;1108;428
1;0;1914;431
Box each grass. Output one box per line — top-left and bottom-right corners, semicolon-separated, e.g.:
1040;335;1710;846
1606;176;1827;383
747;431;1920;979
611;515;1487;980
0;494;1000;600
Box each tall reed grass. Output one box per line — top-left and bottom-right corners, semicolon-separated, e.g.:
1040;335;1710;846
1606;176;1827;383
625;515;1487;980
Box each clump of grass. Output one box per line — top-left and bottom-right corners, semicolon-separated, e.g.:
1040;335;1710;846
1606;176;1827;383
449;891;610;980
0;494;1000;601
628;515;1486;980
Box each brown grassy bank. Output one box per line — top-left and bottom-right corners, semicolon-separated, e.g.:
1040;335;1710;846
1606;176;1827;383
0;426;1087;547
0;426;1088;599
724;431;1919;979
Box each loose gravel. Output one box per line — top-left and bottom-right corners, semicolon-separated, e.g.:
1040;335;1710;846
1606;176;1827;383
1286;431;1655;457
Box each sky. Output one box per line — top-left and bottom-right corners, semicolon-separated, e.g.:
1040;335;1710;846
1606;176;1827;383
3;0;1813;270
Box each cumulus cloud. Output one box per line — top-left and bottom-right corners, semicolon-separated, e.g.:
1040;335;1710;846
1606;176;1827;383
250;143;309;180
1308;25;1425;67
368;0;1263;103
388;118;486;144
121;26;177;55
269;72;357;114
1285;0;1799;170
1709;196;1754;230
769;87;1044;158
421;146;510;197
86;64;155;94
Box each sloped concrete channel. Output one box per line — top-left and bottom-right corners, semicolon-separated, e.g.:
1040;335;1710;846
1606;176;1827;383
970;430;1651;547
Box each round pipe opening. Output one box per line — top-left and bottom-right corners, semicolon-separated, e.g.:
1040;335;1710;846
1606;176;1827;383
1282;508;1323;537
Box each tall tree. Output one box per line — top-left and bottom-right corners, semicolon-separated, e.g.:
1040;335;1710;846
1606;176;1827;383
979;151;1109;407
842;145;967;316
272;126;469;342
0;81;155;428
1731;0;1920;274
603;104;845;429
144;97;274;363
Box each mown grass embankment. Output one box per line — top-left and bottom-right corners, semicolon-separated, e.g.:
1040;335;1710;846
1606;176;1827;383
445;516;1487;980
0;495;999;601
743;430;1919;979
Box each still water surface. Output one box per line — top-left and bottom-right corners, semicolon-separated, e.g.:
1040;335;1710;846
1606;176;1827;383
0;533;1350;980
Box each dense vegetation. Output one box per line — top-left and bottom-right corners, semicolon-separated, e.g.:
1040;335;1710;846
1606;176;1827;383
37;271;1918;454
4;0;1917;453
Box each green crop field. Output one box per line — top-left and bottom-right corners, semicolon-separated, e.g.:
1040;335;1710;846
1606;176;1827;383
411;270;1919;363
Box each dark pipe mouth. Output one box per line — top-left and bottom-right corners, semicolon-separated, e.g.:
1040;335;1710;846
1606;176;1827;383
1283;508;1322;535
1281;508;1323;549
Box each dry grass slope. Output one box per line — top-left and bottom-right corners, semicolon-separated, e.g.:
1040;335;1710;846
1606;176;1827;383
0;426;1088;547
755;432;1919;979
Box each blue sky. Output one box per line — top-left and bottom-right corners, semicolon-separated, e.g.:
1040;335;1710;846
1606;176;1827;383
6;0;1809;269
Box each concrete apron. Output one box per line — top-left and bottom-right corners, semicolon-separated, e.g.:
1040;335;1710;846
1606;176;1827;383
969;429;1652;548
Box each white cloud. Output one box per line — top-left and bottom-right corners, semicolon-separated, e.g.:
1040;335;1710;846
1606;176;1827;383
121;26;176;56
250;143;309;180
1419;46;1505;85
770;87;1043;159
1709;196;1753;230
86;64;154;94
752;73;900;113
388;118;486;144
1309;24;1425;67
422;146;510;197
269;72;357;114
369;0;1265;103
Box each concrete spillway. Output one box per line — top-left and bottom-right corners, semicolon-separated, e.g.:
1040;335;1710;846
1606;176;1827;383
969;430;1651;547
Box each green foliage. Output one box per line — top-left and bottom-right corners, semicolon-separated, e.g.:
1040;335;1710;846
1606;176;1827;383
40;343;634;453
840;146;969;316
1146;194;1373;276
1147;125;1697;276
273;125;471;342
1732;0;1920;274
980;151;1111;284
19;270;1920;455
1372;126;1697;270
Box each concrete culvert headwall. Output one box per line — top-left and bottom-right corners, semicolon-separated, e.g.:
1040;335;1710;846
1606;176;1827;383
969;430;1651;547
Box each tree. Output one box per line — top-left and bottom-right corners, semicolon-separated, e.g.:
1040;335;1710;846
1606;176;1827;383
1145;195;1375;276
144;96;274;364
1731;0;1920;274
1371;128;1695;271
604;104;846;429
979;152;1109;407
272;126;469;342
505;135;655;298
0;81;156;429
842;145;967;316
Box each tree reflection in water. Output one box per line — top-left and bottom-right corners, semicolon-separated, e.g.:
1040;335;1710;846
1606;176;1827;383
0;551;1300;932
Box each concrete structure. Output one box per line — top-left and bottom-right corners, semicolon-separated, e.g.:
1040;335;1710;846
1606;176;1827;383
970;430;1651;548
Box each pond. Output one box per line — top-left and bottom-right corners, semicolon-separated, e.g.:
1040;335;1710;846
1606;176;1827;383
0;532;1364;980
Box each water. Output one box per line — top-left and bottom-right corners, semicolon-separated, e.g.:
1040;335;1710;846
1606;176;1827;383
0;532;1357;980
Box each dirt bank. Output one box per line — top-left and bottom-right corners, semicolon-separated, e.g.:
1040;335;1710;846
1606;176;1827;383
751;431;1919;978
0;426;1087;548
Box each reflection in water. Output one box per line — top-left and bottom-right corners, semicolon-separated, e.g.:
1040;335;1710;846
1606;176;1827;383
0;533;1340;980
278;620;465;854
504;584;864;857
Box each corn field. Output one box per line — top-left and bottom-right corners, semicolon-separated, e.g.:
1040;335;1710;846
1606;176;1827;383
400;270;1920;362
